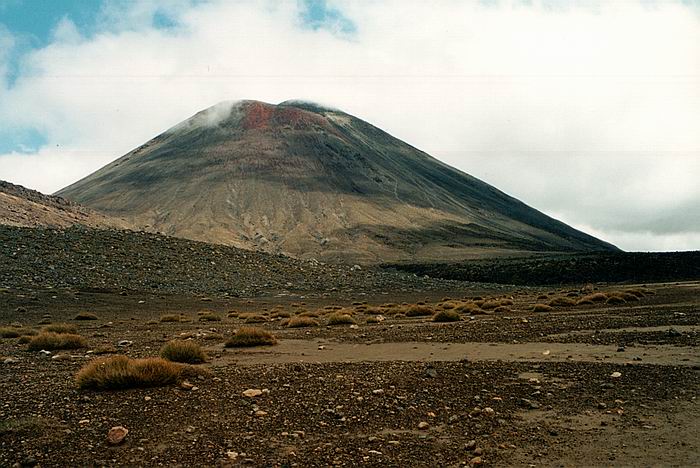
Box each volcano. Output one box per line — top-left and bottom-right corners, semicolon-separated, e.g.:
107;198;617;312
57;100;616;262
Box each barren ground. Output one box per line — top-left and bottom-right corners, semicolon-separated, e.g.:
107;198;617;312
1;281;698;467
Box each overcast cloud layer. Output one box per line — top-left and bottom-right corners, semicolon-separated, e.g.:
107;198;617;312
0;0;698;252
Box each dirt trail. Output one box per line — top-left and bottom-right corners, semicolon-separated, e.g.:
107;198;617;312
213;338;700;367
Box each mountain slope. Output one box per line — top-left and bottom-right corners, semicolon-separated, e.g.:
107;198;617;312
57;100;616;262
0;180;130;230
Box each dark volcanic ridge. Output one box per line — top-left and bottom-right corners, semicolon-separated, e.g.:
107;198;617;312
57;99;616;263
0;180;129;230
0;225;480;298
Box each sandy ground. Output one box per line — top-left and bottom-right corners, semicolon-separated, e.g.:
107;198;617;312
0;281;698;467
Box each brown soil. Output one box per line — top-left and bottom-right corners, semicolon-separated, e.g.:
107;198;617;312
0;281;698;467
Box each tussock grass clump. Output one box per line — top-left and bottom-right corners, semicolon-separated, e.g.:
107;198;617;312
494;306;510;313
606;295;626;305
405;305;433;317
0;327;37;338
43;323;78;334
198;312;222;322
433;310;461;322
160;340;207;364
532;304;554;313
580;292;607;303
327;314;355;326
271;311;291;319
160;314;181;323
225;327;277;347
576;298;595;305
76;355;198;390
74;312;98;321
298;311;319;318
287;317;319;328
366;316;381;324
244;314;267;323
500;299;514;306
439;302;456;310
480;300;501;310
549;297;577;307
364;307;383;315
28;332;87;351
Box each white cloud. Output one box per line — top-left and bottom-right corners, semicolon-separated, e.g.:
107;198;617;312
0;0;698;251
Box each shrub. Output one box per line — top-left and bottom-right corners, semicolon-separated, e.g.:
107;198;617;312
287;317;319;328
433;310;461;322
160;340;207;364
28;332;87;351
160;314;181;323
74;313;98;321
549;297;577;307
405;305;433;317
225;327;277;347
532;304;553;313
75;355;196;390
327;314;355;326
43;323;78;334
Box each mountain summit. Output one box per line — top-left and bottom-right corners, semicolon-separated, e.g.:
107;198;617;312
57;100;616;262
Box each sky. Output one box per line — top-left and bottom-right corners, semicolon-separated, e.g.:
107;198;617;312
0;0;698;252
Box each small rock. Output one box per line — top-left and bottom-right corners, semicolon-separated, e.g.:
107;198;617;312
117;340;133;347
144;396;152;401
465;440;477;450
226;451;239;459
107;426;128;445
243;389;263;398
372;389;384;395
469;456;483;465
180;381;194;391
3;357;18;364
598;402;607;409
610;371;622;378
418;421;429;430
254;410;268;417
424;366;438;378
473;447;483;456
482;407;495;416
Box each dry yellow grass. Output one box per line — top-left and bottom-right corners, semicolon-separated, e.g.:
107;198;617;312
28;332;87;351
74;312;98;321
43;323;78;334
433;310;461;322
225;327;277;347
75;355;197;390
0;327;37;338
160;340;207;364
405;305;433;317
549;297;577;307
159;314;181;323
327;314;355;325
287;316;319;328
